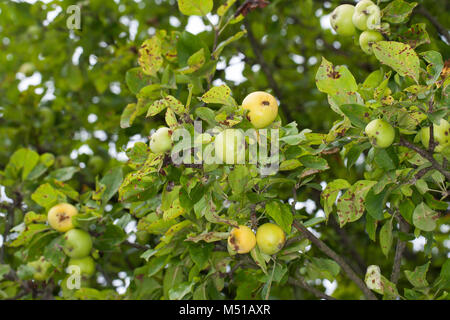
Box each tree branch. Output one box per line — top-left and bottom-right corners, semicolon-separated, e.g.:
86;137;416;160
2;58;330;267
291;189;377;300
329;215;367;276
398;138;450;181
391;214;410;284
288;277;337;300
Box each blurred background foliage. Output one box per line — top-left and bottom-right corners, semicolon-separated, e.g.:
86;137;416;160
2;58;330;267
0;0;448;299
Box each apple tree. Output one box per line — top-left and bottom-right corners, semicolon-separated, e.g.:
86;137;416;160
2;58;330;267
0;0;449;300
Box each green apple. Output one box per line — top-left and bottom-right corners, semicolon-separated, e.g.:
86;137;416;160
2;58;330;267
48;203;78;232
149;127;173;154
330;4;356;36
241;91;279;129
68;256;96;277
420;119;450;152
256;223;286;255
63;229;93;259
359;30;384;54
55;155;73;168
365;119;395;148
228;225;256;254
352;0;381;31
88;155;105;175
28;256;52;281
214;129;245;164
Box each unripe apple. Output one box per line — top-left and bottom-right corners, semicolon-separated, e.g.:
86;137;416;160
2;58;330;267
420;119;450;152
353;0;380;31
68;256;96;277
63;229;93;259
214;129;245;164
48;203;78;232
28;256;52;281
88;155;105;175
241;91;279;129
365;119;395;148
149;127;173;153
359;30;384;54
256;223;286;255
228;225;256;254
329;4;356;36
55;155;73;168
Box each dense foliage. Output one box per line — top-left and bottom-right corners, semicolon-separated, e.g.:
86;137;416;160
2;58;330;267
0;0;449;300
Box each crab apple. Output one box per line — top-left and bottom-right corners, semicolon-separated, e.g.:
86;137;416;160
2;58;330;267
28;256;52;281
68;256;96;277
242;91;279;129
420;119;450;152
63;229;93;259
149;127;173;154
214;129;245;164
329;4;356;36
88;155;105;175
352;0;380;31
256;223;286;255
228;225;256;254
55;155;73;168
365;119;395;148
48;203;78;232
359;30;384;54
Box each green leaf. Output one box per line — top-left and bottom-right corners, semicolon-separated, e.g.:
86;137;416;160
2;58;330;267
217;0;236;16
372;41;420;83
397;23;430;49
307;257;340;281
315;57;358;95
0;264;11;281
405;262;430;288
99;167;123;203
380;219;393;257
365;187;388;220
412;202;438;232
265;201;293;234
178;0;213;16
177;48;205;74
382;0;418;24
200;85;237;107
421;51;444;85
321;179;351;220
340;104;372;128
336;180;377;227
31;183;66;210
121;103;145;129
228;165;249;195
126;67;154;94
138;37;163;76
169;281;195;299
299;155;328;170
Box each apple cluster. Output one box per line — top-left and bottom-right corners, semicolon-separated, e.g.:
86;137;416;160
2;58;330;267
227;223;286;256
329;0;387;55
148;91;280;164
39;203;96;283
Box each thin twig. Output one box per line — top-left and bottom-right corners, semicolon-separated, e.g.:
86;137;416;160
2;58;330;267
398;138;450;181
391;214;410;284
